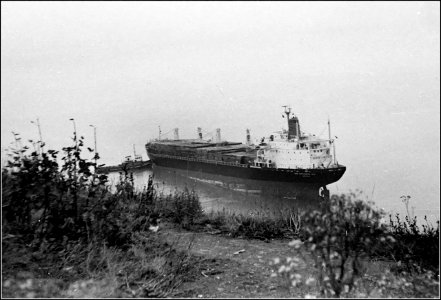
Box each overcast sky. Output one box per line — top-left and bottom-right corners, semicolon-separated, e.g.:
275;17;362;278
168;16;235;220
1;1;439;217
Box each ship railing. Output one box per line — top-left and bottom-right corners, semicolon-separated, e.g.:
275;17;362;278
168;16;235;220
153;153;250;168
154;152;345;170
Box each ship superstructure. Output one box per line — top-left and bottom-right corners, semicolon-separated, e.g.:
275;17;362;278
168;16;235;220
145;107;346;185
254;106;337;170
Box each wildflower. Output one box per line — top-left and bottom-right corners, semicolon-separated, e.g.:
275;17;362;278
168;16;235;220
305;277;316;286
289;239;303;249
304;293;317;298
18;279;33;290
290;262;299;268
291;279;300;287
386;235;396;243
3;279;12;288
273;257;280;264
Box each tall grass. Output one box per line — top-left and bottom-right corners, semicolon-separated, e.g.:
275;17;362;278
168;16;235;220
154;187;203;229
196;208;301;240
387;211;439;274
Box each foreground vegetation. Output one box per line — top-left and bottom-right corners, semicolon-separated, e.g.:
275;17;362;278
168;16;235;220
2;133;439;298
2;133;206;297
271;192;439;298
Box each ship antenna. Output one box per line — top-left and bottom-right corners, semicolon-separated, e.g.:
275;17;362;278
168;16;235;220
282;105;291;117
282;105;291;135
328;116;337;166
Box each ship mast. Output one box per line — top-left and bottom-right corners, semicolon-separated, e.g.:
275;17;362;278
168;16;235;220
133;144;136;159
328;117;337;166
282;105;291;134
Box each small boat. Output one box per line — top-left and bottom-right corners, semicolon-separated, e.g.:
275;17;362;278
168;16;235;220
97;145;152;173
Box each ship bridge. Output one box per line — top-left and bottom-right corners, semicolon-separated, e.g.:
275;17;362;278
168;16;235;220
255;137;332;169
253;106;335;169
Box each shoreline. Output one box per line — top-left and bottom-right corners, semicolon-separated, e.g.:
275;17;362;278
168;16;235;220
2;221;438;298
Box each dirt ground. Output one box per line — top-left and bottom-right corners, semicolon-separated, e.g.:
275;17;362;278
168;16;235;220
1;226;309;298
159;224;313;298
4;224;435;298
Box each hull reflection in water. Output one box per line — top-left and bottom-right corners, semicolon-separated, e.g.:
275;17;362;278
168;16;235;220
149;165;323;214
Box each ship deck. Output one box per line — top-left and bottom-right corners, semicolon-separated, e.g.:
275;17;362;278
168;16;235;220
147;151;346;185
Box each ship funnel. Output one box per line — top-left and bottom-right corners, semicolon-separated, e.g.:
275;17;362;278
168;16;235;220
174;128;179;140
283;106;300;139
288;115;301;139
197;127;203;140
215;128;221;143
246;129;251;145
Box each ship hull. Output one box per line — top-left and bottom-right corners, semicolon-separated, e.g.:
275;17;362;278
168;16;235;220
97;160;152;174
147;152;345;186
153;164;325;210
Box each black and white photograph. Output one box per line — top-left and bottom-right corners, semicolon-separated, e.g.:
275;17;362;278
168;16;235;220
1;1;439;298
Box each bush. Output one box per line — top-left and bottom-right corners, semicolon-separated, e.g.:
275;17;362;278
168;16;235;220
154;187;203;229
2;131;198;298
274;191;393;297
387;212;439;275
1;133;158;249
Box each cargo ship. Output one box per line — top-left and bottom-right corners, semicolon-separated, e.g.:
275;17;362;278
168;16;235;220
145;106;346;186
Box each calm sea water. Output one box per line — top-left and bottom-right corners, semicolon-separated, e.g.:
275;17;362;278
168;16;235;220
107;165;322;215
106;165;439;224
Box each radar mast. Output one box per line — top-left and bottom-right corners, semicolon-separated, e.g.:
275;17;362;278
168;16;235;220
282;105;291;135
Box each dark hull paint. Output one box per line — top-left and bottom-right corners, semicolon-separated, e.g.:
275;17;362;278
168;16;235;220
97;161;152;173
147;152;345;186
152;164;325;209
